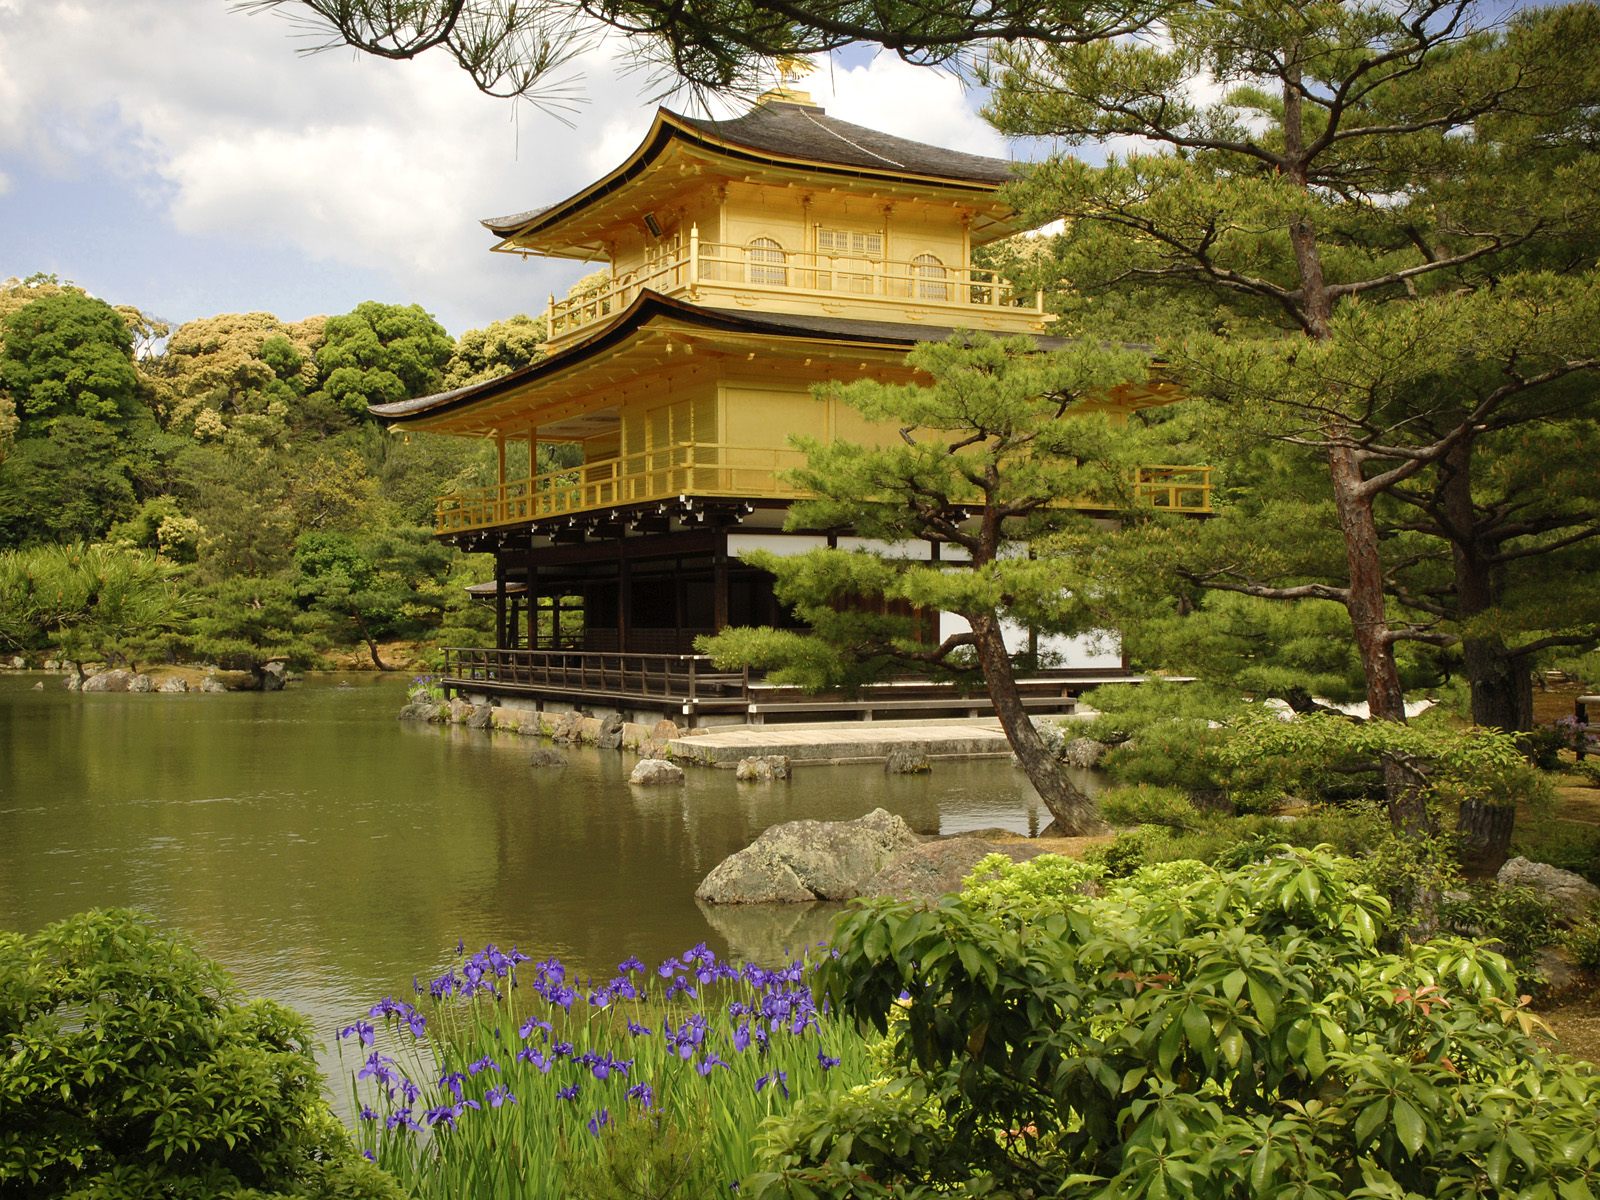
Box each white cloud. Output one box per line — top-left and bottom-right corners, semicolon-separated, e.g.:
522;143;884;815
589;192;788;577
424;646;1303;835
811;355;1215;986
0;3;1012;332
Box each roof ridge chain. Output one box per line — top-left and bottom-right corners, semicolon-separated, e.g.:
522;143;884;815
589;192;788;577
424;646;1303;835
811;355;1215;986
797;107;907;170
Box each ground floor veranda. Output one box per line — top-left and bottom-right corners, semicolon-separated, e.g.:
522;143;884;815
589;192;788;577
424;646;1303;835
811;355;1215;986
444;514;1129;726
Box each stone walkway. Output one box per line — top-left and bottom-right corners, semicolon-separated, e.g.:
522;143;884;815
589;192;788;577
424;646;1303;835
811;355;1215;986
667;717;1017;766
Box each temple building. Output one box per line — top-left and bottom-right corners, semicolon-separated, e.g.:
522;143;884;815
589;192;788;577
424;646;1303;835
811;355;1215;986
370;86;1210;724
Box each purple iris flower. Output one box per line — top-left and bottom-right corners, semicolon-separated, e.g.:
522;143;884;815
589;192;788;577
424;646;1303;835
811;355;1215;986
516;1046;551;1073
754;1070;790;1099
387;1108;421;1132
552;1040;574;1058
818;1051;841;1070
587;1108;610;1136
619;956;645;974
733;1022;751;1053
485;1085;516;1107
627;1082;654;1109
626;1020;653;1037
359;1105;379;1121
696;1053;728;1077
467;1056;499;1076
339;1020;375;1047
439;1070;468;1100
556;1084;580;1101
519;1016;552;1040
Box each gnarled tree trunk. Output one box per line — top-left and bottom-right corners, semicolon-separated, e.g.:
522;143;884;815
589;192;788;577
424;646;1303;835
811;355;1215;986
968;612;1102;835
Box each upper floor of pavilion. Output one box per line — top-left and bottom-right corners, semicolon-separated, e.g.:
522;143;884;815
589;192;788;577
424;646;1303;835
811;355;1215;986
485;88;1054;350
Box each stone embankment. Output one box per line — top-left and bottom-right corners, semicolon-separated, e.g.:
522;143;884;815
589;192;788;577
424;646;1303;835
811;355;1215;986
400;696;685;756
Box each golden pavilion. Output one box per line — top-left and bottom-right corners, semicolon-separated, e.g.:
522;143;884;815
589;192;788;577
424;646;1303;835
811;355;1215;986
370;87;1210;723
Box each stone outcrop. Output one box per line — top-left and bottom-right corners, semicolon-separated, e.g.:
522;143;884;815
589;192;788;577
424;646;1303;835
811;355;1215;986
260;661;288;691
630;758;685;786
128;673;155;693
862;838;1050;904
884;747;932;774
1498;857;1600;924
466;704;495;730
596;713;624;749
156;677;189;693
735;755;791;782
696;808;920;904
529;747;568;768
398;700;443;722
82;669;136;693
1060;737;1110;770
199;676;228;694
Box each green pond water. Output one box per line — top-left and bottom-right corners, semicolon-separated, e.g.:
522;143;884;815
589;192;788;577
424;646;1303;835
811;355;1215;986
0;672;1077;1069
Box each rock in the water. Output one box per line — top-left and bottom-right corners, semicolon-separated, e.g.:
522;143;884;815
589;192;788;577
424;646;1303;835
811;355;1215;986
31;681;43;690
735;755;791;782
549;711;585;743
884;747;932;774
630;758;685;786
156;677;189;693
199;676;228;694
636;738;669;759
447;697;475;724
529;747;568;768
596;713;624;749
864;838;1050;903
696;808;920;904
651;718;682;741
260;661;288;691
397;701;435;722
467;704;495;730
1498;857;1600;924
82;669;135;693
1060;737;1109;770
128;673;155;693
63;674;82;690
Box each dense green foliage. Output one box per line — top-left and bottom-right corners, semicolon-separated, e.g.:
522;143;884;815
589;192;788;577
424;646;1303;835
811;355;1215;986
749;848;1600;1199
0;278;553;671
0;909;404;1199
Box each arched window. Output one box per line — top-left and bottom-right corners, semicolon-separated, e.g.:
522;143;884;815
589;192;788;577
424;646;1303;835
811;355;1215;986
747;237;788;286
911;253;949;301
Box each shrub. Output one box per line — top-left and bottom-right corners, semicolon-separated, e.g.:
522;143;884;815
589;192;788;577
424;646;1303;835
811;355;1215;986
960;853;1103;916
1098;783;1213;831
0;909;401;1200
750;849;1600;1199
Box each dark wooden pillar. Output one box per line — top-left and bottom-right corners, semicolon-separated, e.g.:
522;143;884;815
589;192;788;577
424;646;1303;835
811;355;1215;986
618;548;632;653
712;533;729;632
494;555;508;650
526;538;539;650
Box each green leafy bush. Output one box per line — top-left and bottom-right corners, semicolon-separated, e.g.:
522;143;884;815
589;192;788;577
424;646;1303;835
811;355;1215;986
0;909;402;1200
750;849;1600;1199
960;853;1102;916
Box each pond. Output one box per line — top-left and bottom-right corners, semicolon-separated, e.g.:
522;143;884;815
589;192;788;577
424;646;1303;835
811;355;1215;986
0;673;1081;1057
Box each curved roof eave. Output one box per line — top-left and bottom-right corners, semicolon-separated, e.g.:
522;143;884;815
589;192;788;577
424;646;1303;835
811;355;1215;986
368;290;1072;426
482;104;1019;245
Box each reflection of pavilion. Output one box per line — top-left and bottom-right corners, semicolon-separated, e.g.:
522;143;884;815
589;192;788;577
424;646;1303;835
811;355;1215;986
375;88;1209;725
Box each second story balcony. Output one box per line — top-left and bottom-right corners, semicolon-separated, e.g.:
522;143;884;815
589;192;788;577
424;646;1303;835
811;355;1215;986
544;228;1050;349
434;447;1211;536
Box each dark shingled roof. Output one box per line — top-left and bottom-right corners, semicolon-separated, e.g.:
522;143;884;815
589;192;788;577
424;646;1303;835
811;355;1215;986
673;101;1016;184
483;100;1018;237
369;291;1068;423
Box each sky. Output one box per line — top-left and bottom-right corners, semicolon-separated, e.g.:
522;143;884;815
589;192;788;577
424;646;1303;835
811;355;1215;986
0;1;1022;337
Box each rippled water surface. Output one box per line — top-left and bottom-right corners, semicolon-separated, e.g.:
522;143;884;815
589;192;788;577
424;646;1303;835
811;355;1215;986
0;673;1072;1052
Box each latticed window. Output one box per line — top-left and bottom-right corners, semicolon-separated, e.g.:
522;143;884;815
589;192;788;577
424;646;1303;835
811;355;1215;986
817;228;882;294
912;253;949;301
747;237;787;285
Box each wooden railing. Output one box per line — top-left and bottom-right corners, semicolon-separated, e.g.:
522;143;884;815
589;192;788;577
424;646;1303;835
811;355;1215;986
546;233;1043;343
442;648;750;707
435;443;810;533
436;454;1211;534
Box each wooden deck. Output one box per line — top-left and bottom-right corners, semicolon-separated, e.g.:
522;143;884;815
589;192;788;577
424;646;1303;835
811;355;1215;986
440;646;1135;726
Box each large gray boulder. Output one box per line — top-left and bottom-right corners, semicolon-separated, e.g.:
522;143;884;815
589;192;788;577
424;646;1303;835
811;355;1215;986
1498;857;1600;923
630;758;685;786
128;673;155;693
259;661;288;692
863;838;1050;904
529;746;569;768
156;677;189;694
696;808;920;904
466;704;495;730
885;747;932;774
82;669;135;693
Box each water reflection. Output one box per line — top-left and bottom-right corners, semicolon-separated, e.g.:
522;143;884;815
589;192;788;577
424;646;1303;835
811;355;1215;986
0;675;1076;1060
